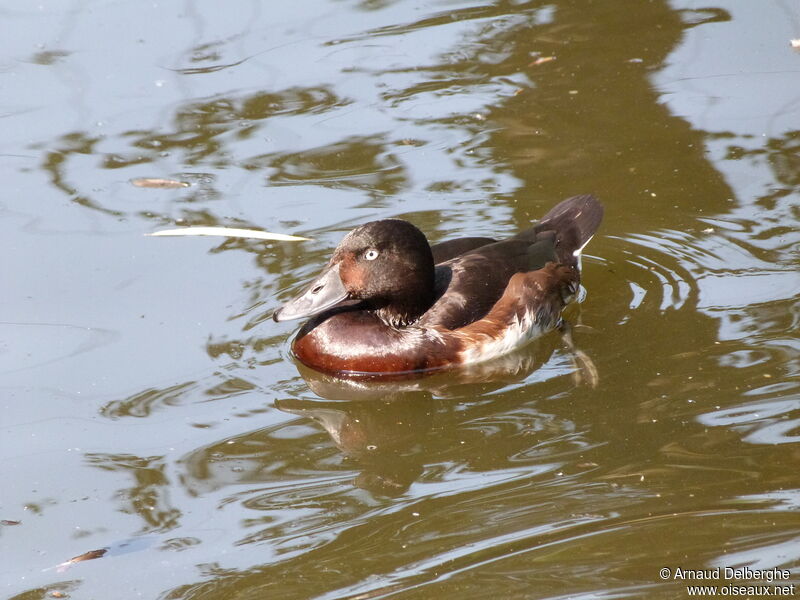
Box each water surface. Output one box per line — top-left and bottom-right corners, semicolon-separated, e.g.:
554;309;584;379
1;1;798;598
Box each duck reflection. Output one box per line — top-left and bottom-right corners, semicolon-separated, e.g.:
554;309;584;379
276;396;431;496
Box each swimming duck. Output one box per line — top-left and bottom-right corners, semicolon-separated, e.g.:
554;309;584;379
273;194;603;377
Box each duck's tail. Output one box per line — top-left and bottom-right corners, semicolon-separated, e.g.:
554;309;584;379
528;194;604;266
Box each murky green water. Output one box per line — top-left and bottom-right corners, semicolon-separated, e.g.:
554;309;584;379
2;1;798;598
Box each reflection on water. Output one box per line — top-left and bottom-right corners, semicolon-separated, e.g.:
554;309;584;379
165;373;615;598
277;396;432;496
3;0;800;598
84;454;181;533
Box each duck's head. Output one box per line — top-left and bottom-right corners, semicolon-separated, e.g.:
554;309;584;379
273;219;436;327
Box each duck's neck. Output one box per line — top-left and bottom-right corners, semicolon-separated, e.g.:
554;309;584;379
374;269;436;328
375;289;434;327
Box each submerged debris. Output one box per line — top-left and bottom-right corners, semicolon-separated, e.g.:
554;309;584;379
529;55;556;66
56;548;108;572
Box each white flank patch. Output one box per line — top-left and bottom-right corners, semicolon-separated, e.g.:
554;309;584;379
573;233;595;273
457;307;548;366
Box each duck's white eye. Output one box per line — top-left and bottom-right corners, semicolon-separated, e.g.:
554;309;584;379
364;249;379;261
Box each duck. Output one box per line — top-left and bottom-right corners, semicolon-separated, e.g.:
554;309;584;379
273;194;603;377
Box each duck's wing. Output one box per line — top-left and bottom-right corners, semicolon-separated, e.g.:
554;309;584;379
421;238;550;330
420;195;603;331
430;237;496;264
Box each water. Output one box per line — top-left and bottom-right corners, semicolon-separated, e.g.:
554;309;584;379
1;0;798;598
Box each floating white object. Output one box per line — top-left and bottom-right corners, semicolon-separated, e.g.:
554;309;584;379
146;227;310;241
131;178;190;188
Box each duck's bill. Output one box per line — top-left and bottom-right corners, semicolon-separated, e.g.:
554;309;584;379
273;263;350;322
